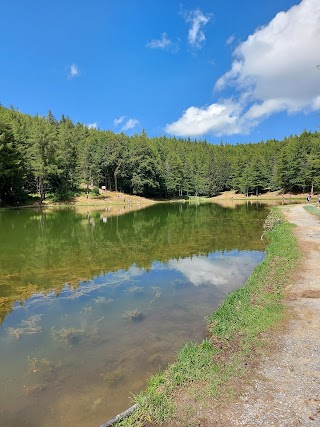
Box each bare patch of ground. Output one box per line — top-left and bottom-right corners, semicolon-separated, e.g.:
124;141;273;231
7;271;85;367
211;190;316;201
209;191;316;209
42;190;157;208
153;204;320;427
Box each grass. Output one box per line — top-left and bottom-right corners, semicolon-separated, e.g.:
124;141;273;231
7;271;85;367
304;204;320;217
114;207;300;426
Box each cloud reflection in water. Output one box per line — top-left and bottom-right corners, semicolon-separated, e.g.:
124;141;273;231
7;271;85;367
168;251;264;293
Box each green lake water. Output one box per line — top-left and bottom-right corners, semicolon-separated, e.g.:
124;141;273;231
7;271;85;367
0;203;268;427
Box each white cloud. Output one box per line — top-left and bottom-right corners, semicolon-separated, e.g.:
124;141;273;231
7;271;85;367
226;34;235;45
69;63;80;79
167;0;320;138
165;100;249;137
146;32;175;50
114;116;140;131
313;96;320;110
86;122;97;130
216;0;320;118
114;116;126;126
121;118;139;131
183;9;211;48
169;252;262;293
126;264;146;277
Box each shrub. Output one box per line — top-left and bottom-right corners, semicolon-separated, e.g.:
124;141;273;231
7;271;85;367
91;186;100;196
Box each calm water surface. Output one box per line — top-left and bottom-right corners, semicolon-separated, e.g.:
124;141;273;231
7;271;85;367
0;203;268;426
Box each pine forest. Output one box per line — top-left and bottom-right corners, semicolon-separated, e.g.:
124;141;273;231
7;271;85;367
1;105;320;205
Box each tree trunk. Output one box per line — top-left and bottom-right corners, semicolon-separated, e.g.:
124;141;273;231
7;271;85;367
38;176;45;202
114;172;118;193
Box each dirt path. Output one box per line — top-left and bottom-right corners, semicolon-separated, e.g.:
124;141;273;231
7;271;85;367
206;204;320;426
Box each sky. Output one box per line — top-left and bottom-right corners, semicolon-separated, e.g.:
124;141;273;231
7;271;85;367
1;0;320;144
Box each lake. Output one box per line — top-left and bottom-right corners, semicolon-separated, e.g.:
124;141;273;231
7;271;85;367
0;202;268;427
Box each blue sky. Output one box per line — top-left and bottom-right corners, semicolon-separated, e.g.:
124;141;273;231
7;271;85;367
1;0;319;144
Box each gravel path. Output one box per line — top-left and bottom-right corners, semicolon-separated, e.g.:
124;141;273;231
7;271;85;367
213;204;320;426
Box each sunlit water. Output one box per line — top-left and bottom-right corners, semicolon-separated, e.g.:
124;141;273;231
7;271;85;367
0;203;268;426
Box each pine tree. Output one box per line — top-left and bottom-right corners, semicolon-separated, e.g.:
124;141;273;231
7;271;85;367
0;122;23;205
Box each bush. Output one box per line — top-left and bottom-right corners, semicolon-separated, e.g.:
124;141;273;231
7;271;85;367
91;186;100;196
263;210;283;233
50;190;75;202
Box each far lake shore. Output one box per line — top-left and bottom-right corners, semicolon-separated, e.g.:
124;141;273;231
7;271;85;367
1;189;317;211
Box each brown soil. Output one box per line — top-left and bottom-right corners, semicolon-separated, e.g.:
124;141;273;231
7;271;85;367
211;190;314;200
11;190;316;210
10;191;157;216
41;190;157;208
209;191;316;209
153;205;320;427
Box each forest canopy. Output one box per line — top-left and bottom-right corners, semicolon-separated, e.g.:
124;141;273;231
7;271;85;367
0;105;319;205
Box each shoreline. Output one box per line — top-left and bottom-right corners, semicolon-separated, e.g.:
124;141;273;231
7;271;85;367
109;207;301;426
208;204;320;426
0;198;312;213
0;189;316;210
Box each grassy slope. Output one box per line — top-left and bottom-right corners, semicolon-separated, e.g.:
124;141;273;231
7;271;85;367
115;208;300;427
304;204;320;217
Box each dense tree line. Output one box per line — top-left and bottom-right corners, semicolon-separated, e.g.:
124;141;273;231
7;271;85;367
0;105;319;204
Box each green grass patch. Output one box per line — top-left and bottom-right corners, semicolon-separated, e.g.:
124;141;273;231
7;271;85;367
304;204;320;217
115;207;300;426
